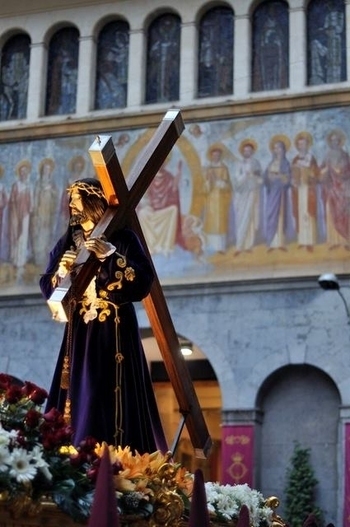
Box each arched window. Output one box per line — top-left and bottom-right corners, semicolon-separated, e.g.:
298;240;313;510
307;0;346;85
45;27;79;116
145;13;181;104
198;6;234;98
252;0;289;92
95;20;129;110
0;34;30;121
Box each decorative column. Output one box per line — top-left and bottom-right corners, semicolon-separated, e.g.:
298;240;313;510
233;13;250;97
127;27;144;107
341;407;350;527
27;41;46;119
345;1;350;81
180;20;196;103
221;409;262;487
289;4;306;90
344;423;350;527
76;35;95;115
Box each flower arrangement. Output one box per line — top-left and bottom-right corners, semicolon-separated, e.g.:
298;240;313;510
0;374;95;521
0;374;278;527
0;373;192;522
205;482;274;527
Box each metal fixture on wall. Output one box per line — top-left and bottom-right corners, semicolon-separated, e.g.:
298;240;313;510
318;273;350;324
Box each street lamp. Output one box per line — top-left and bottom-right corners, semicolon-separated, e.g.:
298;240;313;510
179;338;193;357
318;273;350;323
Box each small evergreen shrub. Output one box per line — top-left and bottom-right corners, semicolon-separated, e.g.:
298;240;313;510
284;442;324;527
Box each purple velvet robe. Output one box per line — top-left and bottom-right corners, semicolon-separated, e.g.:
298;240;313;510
40;226;167;454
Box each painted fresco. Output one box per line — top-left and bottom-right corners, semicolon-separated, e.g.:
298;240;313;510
1;105;350;295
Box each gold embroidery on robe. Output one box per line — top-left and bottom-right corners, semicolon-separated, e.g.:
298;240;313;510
107;253;135;291
79;293;118;323
78;253;135;320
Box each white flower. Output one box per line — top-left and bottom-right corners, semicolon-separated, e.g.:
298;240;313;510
9;448;37;483
204;482;273;527
0;425;17;447
31;445;53;481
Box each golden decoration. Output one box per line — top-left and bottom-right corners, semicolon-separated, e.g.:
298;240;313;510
265;496;288;527
115;352;124;363
5;490;42;519
124;267;135;281
63;397;71;424
117;255;127;268
79;295;114;322
149;489;184;527
0;493;289;527
143;457;185;527
98;308;111;322
225;434;250;445
227;452;248;483
0;437;288;527
107;270;124;290
60;355;70;390
0;491;9;502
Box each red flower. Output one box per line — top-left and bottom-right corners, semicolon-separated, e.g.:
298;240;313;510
42;407;65;425
70;452;88;467
55;427;73;445
0;373;12;391
40;410;74;450
41;431;60;450
78;436;98;454
5;385;22;403
25;409;41;428
21;381;37;396
21;382;48;405
16;430;27;448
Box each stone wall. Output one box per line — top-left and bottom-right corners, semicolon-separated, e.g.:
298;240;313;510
1;276;349;523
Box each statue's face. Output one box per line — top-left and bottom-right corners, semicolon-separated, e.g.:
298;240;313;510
69;189;88;226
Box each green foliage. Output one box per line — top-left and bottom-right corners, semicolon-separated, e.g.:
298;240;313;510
284;443;324;527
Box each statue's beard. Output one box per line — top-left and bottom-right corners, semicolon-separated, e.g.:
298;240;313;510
70;212;89;226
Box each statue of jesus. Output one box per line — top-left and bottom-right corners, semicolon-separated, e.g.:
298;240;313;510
40;177;167;453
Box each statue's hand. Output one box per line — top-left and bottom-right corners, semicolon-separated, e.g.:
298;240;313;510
84;237;116;260
57;249;77;278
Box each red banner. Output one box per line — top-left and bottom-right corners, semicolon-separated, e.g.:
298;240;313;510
344;423;350;527
221;425;254;486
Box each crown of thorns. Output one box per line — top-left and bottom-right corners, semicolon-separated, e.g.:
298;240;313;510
67;181;106;201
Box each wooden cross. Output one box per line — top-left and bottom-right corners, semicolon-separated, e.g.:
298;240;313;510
48;109;212;459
